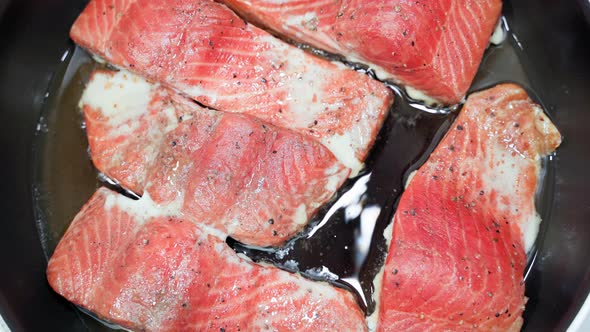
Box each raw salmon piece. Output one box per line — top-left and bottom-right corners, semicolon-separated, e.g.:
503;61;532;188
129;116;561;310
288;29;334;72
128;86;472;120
82;69;349;247
375;84;561;331
70;0;393;174
219;0;502;105
81;69;221;194
47;187;368;331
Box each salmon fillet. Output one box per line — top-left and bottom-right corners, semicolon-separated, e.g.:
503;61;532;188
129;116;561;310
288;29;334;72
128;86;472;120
219;0;502;105
375;84;561;331
83;69;349;247
70;0;393;173
47;187;368;331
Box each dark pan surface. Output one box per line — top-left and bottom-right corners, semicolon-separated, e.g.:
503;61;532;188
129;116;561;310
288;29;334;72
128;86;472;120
0;1;93;330
0;0;588;331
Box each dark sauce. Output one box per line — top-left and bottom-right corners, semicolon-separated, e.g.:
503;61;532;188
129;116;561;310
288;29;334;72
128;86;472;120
32;17;557;330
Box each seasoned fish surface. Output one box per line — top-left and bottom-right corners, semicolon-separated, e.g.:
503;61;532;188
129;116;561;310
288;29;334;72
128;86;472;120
82;69;349;247
220;0;502;104
47;188;368;332
376;84;561;331
70;0;393;172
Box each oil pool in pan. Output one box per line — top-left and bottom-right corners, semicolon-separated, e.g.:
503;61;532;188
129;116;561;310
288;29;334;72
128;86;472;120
31;16;556;330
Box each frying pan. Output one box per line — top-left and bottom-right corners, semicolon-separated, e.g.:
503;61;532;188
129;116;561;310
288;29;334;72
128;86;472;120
0;0;588;331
